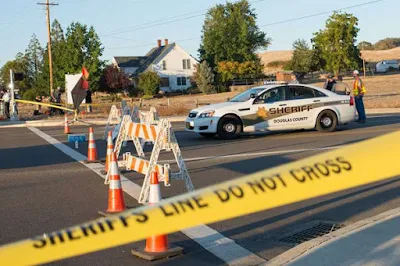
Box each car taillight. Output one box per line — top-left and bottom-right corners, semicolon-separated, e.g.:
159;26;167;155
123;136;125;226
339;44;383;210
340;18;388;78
350;96;354;106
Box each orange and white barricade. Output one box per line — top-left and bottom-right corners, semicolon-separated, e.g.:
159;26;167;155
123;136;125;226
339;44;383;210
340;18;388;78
103;100;136;140
107;115;194;204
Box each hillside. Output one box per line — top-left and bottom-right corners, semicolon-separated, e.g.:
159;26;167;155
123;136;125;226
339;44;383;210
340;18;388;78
258;47;400;73
258;50;292;74
362;47;400;62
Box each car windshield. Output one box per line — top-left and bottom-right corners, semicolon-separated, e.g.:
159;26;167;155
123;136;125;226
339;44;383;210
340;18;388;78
229;88;265;102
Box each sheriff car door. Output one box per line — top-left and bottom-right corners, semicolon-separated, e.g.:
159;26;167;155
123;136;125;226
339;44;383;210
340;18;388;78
286;85;326;129
246;85;291;132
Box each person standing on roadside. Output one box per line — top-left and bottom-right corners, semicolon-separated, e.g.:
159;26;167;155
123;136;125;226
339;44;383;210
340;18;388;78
323;74;336;91
352;70;367;123
85;89;92;113
289;73;300;84
1;88;10;119
332;76;351;95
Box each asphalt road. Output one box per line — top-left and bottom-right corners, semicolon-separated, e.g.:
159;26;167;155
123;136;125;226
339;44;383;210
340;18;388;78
0;114;399;265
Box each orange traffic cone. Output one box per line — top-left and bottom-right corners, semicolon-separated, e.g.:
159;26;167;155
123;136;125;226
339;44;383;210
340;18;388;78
101;131;114;175
98;151;126;215
85;127;99;163
131;172;183;261
64;114;70;134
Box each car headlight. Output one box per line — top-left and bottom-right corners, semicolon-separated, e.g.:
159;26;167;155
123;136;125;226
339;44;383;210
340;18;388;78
198;110;215;118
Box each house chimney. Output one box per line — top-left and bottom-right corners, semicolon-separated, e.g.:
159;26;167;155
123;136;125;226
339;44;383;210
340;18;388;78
157;39;162;47
164;39;169;46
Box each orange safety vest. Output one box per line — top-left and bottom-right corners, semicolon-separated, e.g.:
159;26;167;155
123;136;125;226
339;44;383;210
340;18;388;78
353;78;367;96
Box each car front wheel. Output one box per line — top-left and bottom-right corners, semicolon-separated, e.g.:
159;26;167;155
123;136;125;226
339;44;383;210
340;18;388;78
316;110;338;132
217;115;242;140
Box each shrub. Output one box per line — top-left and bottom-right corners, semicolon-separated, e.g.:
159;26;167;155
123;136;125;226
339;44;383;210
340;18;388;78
22;88;37;101
138;71;160;96
266;60;290;68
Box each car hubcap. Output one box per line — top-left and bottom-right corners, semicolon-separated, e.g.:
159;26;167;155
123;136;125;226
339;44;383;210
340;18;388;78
322;117;332;127
224;122;236;133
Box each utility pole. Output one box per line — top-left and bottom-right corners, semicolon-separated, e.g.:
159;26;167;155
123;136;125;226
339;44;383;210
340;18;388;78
362;42;366;78
37;0;58;96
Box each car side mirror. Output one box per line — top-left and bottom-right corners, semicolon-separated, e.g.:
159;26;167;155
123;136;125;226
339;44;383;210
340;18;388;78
250;93;256;99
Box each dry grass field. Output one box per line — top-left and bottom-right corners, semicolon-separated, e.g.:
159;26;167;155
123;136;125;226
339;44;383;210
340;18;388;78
258;47;400;73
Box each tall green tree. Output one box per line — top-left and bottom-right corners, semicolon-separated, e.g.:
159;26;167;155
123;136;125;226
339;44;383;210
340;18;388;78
289;39;322;77
0;54;31;92
312;12;361;75
51;19;68;89
24;34;44;86
64;22;104;91
193;61;215;94
199;0;270;69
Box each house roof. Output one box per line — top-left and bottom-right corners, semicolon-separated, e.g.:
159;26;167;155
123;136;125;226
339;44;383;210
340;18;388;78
114;43;175;77
113;56;147;68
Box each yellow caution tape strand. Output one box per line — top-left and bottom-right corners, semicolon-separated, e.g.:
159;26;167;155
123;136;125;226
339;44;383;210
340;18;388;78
0;131;399;265
15;99;75;113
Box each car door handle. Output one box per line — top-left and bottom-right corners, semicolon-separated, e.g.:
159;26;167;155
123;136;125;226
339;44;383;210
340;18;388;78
313;100;321;103
279;104;287;106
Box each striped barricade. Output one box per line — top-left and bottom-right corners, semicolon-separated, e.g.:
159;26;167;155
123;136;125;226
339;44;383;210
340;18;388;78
108;115;194;204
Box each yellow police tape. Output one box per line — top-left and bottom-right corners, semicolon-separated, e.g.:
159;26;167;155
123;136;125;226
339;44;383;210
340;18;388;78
1;131;399;265
15;99;75;113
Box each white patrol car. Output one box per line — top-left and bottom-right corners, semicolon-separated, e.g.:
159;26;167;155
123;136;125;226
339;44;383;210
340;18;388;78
185;83;356;139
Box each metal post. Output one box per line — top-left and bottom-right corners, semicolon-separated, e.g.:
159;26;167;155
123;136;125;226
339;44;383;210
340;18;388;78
362;43;366;78
9;69;19;121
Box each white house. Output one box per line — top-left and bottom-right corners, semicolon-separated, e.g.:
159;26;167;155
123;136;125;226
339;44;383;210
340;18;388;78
113;39;198;92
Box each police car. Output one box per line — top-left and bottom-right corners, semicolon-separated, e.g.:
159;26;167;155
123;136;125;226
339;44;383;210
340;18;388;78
185;83;356;139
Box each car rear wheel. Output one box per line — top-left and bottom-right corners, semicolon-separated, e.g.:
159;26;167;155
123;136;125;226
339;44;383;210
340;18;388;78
199;133;216;138
217;115;242;140
316;110;337;132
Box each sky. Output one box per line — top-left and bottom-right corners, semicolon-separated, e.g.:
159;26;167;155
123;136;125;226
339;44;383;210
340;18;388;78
0;0;399;68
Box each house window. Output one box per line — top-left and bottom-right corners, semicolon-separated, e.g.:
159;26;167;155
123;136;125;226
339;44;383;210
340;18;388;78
177;77;187;86
182;59;191;69
160;77;170;87
162;60;167;70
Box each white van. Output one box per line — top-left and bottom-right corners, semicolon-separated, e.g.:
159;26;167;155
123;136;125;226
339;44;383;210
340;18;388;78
376;60;399;73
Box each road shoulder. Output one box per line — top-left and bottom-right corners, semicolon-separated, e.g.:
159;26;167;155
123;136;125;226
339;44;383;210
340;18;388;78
266;207;400;266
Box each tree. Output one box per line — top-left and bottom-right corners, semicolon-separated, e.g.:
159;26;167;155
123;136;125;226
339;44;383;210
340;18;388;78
217;61;263;85
193;61;215;94
24;34;44;86
312;12;361;75
138;71;160;96
64;22;104;91
35;20;104;94
0;55;31;92
199;0;270;69
288;39;322;77
357;41;373;50
50;19;68;89
103;65;131;92
373;38;400;50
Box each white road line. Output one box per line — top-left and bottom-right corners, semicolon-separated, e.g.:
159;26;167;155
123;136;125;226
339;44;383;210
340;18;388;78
160;146;346;164
28;127;266;266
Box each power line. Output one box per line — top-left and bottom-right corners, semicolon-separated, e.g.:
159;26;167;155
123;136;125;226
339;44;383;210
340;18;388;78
106;0;385;50
259;0;385;27
101;0;272;38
